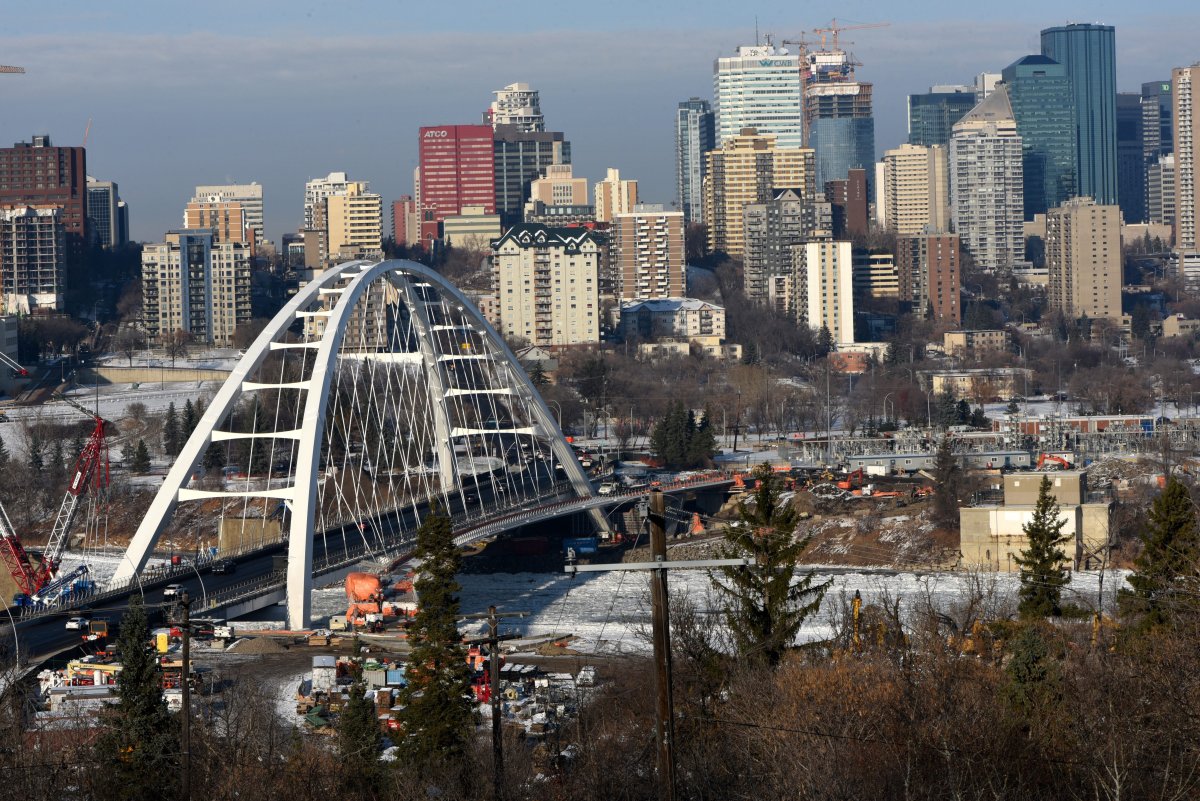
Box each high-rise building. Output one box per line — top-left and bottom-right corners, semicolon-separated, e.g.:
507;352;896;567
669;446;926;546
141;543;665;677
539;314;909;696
949;86;1025;270
908;86;977;147
0;206;65;313
1142;80;1174;164
1045;197;1122;321
529;164;588;208
86;177;127;248
493;125;570;226
1002;55;1077;218
391;196;416;246
897;233;961;325
418;125;497;243
742;188;813;304
491;224;601;346
141;230;252;346
806;49;875;188
304;172;362;230
713;44;804;149
1148;154;1176;227
852;250;900;300
192;183;264;245
975;73;1001;101
611;205;684;300
485;83;544;132
880;143;950;235
703;128;814;258
676;98;715;225
1174;65;1200;250
183;200;250;245
594;168;638;223
1040;23;1118;206
326;184;383;260
0;135;87;255
792;238;854;344
825;168;869;239
1117;92;1147;223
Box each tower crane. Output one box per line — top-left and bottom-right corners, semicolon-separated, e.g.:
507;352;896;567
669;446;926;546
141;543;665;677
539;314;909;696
809;19;890;51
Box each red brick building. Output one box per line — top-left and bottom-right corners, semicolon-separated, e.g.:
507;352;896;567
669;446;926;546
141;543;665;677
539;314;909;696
0;135;87;247
417;125;495;243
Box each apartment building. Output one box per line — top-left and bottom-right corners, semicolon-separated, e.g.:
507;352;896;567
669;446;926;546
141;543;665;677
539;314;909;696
880;143;949;235
0;205;65;313
141;230;252;346
610;205;684;300
1046;197;1122;321
594;168;638;223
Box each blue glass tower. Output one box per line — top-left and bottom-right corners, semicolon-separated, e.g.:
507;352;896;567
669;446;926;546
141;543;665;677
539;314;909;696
908;87;977;146
810;117;875;190
1041;23;1118;205
675;98;715;226
1002;55;1077;218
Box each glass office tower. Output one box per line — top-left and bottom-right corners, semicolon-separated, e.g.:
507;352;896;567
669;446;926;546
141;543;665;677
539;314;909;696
1002;55;1078;218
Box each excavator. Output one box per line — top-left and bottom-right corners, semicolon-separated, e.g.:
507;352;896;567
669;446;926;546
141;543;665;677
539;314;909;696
1036;453;1073;471
0;394;109;605
836;468;865;491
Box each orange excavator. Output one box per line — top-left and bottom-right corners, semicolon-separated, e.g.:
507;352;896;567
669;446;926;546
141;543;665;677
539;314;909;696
836;468;865;491
1036;453;1072;471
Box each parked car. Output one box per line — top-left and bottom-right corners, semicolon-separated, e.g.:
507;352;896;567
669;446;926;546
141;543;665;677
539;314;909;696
162;584;184;599
598;482;617;496
211;560;236;575
64;616;88;631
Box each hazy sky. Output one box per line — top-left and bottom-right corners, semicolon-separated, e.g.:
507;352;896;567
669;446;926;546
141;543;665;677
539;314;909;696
2;0;1196;244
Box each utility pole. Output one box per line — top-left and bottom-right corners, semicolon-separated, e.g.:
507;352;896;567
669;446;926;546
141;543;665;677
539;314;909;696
564;490;750;801
464;606;529;801
648;491;676;801
178;590;192;801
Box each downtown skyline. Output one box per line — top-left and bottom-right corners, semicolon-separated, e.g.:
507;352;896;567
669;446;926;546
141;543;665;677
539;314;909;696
1;1;1197;242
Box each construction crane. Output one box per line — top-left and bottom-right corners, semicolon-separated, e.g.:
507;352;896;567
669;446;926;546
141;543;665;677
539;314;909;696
809;18;890;51
0;394;109;604
0;350;28;377
0;66;25;75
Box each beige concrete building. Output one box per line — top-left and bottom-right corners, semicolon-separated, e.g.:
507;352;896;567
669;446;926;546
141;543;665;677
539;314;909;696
141;230;252;346
183;200;251;246
1046;197;1122;322
1148;154;1176;228
1173;65;1200;249
960;470;1111;571
704;129;814;258
192;183;264;245
943;329;1010;356
1162;313;1200;338
919;367;1032;400
326;184;383;262
618;297;726;341
610;204;684;300
441;205;502;250
529;164;588;207
593;168;638;223
792;238;854;344
851;251;900;299
491;224;601;346
880;143;950;235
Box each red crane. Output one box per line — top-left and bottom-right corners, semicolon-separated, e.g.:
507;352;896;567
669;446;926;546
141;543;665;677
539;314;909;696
0;394;109;600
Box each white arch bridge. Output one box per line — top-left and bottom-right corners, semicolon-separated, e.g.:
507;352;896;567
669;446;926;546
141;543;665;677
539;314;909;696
113;260;603;628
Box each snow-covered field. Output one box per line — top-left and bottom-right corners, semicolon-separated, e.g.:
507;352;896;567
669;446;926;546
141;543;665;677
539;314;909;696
307;566;1130;656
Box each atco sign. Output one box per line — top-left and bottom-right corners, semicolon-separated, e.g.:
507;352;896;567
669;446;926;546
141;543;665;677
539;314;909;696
424;130;450;138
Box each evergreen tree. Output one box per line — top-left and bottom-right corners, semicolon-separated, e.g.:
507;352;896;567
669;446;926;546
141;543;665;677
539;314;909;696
132;439;152;474
395;509;473;766
1013;475;1071;619
1006;398;1021;415
1003;624;1060;725
932;437;962;530
203;440;225;472
935;389;958;429
163;402;182;457
27;432;43;473
712;463;831;667
95;597;179;801
1119;477;1200;628
815;326;834;357
338;682;385;793
49;439;67;485
182;398;198;439
955;399;971;425
526;361;549;390
687;408;718;467
970;407;989;429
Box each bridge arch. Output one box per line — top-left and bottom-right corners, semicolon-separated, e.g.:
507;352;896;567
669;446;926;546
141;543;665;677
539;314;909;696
113;260;596;626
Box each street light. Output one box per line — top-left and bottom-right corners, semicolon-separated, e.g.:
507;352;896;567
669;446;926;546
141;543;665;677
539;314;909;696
882;392;894;425
546;400;563;432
